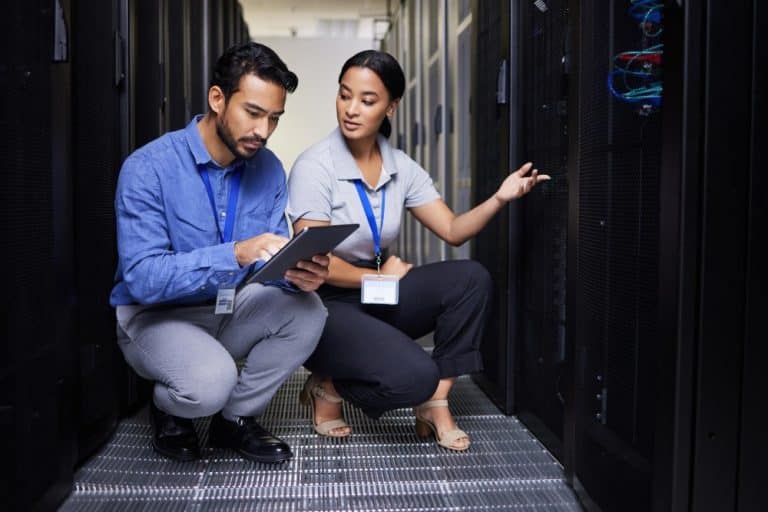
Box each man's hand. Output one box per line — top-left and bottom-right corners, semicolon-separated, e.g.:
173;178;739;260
234;233;289;267
284;254;330;292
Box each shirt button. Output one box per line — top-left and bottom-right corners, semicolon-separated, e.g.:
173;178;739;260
220;211;226;217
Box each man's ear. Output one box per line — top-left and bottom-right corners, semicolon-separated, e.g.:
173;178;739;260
208;86;226;115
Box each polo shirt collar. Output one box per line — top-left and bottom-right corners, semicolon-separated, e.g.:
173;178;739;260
329;127;399;190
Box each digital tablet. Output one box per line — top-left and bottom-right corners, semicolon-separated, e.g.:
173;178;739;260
244;224;359;284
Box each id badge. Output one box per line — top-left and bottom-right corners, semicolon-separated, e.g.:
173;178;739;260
214;287;236;315
361;274;399;305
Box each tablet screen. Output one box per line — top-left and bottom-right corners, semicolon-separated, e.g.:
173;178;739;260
245;224;359;284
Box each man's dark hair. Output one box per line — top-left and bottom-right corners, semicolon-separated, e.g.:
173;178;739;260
211;42;298;102
338;50;405;138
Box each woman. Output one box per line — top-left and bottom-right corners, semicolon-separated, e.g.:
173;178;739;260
286;50;549;451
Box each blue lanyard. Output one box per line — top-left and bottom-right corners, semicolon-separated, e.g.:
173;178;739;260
199;166;242;243
354;180;386;271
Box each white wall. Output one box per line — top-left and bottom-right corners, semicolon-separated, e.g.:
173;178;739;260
257;37;374;172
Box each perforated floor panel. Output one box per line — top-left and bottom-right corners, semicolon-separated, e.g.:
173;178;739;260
60;370;582;511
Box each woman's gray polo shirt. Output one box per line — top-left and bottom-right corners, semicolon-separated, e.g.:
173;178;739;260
287;128;440;263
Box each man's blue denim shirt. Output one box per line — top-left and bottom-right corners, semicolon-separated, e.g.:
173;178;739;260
110;115;290;306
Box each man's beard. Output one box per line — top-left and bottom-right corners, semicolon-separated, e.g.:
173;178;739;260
216;113;267;161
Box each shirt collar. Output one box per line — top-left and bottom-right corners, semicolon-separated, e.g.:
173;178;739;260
329;127;399;190
185;114;247;172
185;115;213;166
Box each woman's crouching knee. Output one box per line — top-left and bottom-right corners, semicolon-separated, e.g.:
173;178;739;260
460;259;492;293
386;358;440;408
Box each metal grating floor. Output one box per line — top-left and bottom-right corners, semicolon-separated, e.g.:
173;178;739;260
60;369;582;511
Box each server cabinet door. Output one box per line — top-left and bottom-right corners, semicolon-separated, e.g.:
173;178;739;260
568;1;663;509
738;5;766;510
472;0;514;412
131;0;169;147
515;0;571;459
71;0;126;461
167;0;192;130
1;0;76;508
188;0;211;117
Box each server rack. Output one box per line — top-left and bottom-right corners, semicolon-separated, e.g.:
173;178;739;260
471;0;515;412
167;0;192;130
564;1;765;511
208;0;225;76
1;0;77;509
189;0;212;117
510;0;572;460
566;1;664;509
737;4;766;509
131;0;169;148
71;0;127;462
682;1;759;510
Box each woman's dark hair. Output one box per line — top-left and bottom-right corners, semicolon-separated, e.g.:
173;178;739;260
211;42;298;102
338;50;405;138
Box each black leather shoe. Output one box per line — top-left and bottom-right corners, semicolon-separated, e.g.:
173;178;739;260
208;413;292;464
148;402;201;461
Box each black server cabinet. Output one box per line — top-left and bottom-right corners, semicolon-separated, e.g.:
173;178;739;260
222;0;236;50
737;3;766;510
567;1;764;511
131;0;169;148
1;0;76;509
684;1;759;510
471;0;515;412
567;1;663;510
208;1;225;71
71;0;126;463
514;0;571;458
188;0;211;117
167;0;192;130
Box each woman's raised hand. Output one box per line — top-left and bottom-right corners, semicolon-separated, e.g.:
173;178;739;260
494;162;551;203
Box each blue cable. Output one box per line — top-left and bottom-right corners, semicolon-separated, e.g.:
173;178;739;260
606;2;663;111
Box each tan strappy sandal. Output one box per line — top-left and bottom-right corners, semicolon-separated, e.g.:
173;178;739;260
299;374;351;437
414;399;469;451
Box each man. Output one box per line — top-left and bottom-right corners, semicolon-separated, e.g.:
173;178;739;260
110;42;329;464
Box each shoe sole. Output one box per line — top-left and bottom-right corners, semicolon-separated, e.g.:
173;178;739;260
235;447;293;464
208;436;293;464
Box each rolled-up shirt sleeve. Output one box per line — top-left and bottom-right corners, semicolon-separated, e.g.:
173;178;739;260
115;155;242;305
287;157;334;223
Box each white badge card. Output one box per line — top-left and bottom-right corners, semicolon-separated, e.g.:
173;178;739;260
214;287;236;315
361;274;399;305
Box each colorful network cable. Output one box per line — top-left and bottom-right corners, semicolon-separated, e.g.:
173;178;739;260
608;1;663;113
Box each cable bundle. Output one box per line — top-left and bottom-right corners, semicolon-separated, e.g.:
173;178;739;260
608;0;663;114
